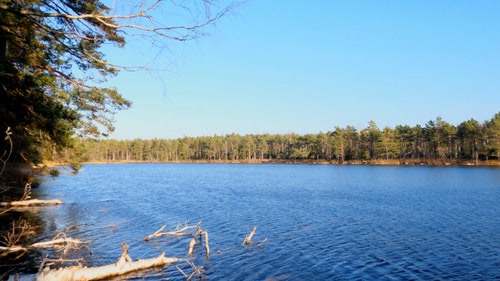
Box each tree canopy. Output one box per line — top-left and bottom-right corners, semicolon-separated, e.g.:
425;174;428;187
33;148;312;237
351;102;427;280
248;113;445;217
0;0;234;164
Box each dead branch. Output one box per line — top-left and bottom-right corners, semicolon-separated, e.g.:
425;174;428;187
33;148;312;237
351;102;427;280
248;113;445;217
257;237;268;247
0;229;84;259
178;260;206;281
0;245;27;258
31;237;84;249
36;244;182;281
187;237;196;256
176;265;189;279
242;226;257;247
1;220;33;248
142;224;166;241
186;226;210;257
0;127;12;176
19;183;32;201
143;222;201;241
203;231;210;257
118;242;132;263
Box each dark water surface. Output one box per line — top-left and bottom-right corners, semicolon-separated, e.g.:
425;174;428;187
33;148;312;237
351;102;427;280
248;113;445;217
32;164;499;280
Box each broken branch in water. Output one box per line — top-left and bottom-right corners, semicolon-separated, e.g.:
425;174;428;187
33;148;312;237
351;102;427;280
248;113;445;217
242;226;268;248
203;231;210;256
187;228;210;257
177;260;206;281
257;237;268;247
242;226;257;247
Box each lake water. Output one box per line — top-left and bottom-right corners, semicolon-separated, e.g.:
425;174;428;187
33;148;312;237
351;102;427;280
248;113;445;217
31;164;499;280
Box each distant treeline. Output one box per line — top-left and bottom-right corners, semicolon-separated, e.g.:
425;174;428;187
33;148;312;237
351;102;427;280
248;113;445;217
69;113;500;165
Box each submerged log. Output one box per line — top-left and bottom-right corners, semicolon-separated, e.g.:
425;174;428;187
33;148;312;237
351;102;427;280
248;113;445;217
36;243;181;281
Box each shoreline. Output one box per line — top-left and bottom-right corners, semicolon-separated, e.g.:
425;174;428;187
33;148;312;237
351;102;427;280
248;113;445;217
79;159;500;166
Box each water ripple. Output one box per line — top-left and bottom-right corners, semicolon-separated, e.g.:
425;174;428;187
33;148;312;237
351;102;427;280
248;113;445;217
31;164;500;280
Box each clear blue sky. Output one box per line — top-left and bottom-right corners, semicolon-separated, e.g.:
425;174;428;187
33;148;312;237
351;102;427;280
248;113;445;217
105;0;500;140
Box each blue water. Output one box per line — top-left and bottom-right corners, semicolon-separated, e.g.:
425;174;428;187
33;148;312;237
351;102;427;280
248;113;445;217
33;164;499;280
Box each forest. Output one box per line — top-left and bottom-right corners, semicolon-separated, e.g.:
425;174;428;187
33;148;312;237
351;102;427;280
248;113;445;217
67;113;500;165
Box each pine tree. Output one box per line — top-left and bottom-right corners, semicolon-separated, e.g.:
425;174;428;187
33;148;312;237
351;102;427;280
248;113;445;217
0;0;234;165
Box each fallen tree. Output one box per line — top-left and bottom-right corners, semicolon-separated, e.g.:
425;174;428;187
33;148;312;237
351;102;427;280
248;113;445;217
36;243;182;281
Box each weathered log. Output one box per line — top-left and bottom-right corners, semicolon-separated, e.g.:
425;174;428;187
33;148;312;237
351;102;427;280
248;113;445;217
0;199;64;207
36;243;181;281
242;226;257;247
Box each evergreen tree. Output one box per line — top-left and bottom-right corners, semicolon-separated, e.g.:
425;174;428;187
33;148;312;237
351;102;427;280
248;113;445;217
0;0;234;165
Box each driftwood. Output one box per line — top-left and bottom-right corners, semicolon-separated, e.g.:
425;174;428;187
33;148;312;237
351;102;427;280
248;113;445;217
0;199;64;207
36;242;181;281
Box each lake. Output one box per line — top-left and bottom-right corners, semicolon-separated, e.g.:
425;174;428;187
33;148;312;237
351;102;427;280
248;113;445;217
31;164;499;280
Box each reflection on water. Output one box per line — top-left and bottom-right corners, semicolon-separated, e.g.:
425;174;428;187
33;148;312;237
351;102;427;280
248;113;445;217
17;164;500;280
